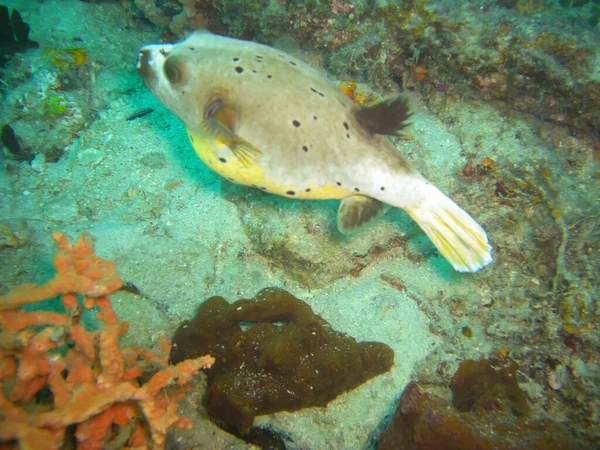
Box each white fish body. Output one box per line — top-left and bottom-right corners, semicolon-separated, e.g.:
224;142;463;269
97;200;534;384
137;31;492;272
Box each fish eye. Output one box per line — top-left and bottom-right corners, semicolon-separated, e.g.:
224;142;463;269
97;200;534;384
164;57;184;84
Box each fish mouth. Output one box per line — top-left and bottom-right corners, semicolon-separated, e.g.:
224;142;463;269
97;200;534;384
136;44;172;87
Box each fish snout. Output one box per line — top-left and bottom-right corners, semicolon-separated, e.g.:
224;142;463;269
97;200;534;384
136;47;155;84
136;44;173;86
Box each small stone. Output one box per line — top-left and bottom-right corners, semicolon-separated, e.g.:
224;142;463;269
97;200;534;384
77;148;105;167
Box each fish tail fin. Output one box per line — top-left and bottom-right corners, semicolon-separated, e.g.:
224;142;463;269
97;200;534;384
404;182;492;272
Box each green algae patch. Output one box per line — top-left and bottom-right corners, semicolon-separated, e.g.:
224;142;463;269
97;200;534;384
170;287;394;435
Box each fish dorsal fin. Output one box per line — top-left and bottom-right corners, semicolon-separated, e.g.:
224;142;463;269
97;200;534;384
337;195;387;235
198;100;262;167
355;95;413;136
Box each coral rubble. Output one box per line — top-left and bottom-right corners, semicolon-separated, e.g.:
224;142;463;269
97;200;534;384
0;232;214;449
170;287;394;435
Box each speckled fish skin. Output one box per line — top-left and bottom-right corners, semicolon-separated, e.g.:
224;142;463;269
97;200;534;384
137;31;493;272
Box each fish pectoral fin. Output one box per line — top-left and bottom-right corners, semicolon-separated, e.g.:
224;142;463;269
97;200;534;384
198;117;262;167
354;95;413;136
337;195;386;235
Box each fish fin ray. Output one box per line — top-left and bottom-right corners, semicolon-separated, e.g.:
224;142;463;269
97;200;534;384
405;185;492;272
198;117;262;167
337;195;386;234
355;95;413;136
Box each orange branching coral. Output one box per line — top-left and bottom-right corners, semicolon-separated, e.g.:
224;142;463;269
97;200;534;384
0;232;122;316
0;233;215;449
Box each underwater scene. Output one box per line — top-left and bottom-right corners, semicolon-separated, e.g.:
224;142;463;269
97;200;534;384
0;0;599;448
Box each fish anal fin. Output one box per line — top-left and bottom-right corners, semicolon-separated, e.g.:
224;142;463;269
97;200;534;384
355;95;413;136
337;195;386;235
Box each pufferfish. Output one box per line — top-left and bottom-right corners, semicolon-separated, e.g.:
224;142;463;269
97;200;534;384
137;31;492;272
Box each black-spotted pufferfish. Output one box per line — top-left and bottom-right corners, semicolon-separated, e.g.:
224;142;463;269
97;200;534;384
137;31;492;272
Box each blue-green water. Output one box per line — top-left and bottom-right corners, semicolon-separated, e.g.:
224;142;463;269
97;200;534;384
0;1;598;448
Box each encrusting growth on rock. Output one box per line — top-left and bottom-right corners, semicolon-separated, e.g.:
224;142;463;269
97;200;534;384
170;287;394;435
0;232;214;450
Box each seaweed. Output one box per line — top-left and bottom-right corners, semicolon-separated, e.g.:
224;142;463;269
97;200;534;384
0;5;39;70
170;287;394;435
1;124;32;162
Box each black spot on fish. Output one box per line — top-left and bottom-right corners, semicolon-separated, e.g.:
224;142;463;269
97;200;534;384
189;135;195;143
346;134;351;139
219;157;227;163
252;70;257;73
313;116;318;120
188;47;195;51
233;57;239;61
267;74;273;79
290;61;297;66
235;66;244;73
336;182;342;186
354;187;360;192
159;48;169;56
305;188;311;192
302;145;308;152
228;177;235;181
287;190;296;196
310;87;325;98
292;120;301;127
260;186;267;191
380;186;385;191
255;55;264;61
343;122;349;130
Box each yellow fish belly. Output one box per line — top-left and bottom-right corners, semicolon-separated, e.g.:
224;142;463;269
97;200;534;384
187;129;353;200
